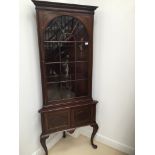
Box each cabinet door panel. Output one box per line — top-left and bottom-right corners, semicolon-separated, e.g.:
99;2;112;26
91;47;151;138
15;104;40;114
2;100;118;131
71;105;91;127
44;109;70;133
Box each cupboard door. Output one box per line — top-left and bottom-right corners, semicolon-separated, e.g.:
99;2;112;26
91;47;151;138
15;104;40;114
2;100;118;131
71;105;91;127
43;109;70;133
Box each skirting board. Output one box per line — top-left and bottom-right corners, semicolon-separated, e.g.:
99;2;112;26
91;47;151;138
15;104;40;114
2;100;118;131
78;128;135;155
32;132;62;155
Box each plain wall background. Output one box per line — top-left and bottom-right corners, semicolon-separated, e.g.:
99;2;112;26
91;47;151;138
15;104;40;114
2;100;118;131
19;0;42;154
19;0;134;154
78;0;135;154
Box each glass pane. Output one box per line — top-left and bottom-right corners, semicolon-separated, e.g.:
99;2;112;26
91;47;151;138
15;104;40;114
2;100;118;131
76;80;88;97
45;23;59;41
74;23;88;41
47;83;61;101
61;81;76;99
44;42;60;62
44;15;90;101
46;63;60;82
76;42;88;61
60;43;75;62
76;62;88;79
44;15;88;41
61;63;75;81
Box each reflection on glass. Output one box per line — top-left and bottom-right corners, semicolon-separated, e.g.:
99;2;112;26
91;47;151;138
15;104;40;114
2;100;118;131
60;43;75;62
46;64;60;82
47;82;76;101
61;82;75;99
61;63;75;81
45;43;60;62
47;80;88;101
47;83;61;101
76;62;88;79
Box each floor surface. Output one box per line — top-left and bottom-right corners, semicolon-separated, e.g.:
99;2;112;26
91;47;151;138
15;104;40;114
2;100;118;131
48;135;128;155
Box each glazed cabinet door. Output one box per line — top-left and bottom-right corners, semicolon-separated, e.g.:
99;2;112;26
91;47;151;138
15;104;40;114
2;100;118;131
37;12;93;105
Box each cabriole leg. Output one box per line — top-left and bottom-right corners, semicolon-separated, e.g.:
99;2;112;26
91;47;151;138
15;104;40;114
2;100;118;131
90;123;99;149
63;131;66;138
40;134;49;155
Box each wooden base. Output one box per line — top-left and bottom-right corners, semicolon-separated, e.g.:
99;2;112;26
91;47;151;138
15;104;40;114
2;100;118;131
40;123;99;155
39;99;98;155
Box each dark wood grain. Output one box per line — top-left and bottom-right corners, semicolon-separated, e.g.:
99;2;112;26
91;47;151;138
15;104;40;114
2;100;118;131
32;0;98;14
32;1;98;155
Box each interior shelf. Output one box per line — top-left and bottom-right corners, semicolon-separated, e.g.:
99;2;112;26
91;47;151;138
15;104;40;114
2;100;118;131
47;78;88;84
44;40;88;43
45;61;88;64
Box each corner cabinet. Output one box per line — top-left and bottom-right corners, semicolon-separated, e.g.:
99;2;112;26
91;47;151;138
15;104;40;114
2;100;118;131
32;1;99;155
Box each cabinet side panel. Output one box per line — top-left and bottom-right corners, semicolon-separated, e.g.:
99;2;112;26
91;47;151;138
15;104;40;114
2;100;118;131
36;10;48;104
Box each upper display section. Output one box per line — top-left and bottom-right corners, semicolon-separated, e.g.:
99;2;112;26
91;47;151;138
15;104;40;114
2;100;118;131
32;0;98;14
44;15;88;42
32;0;98;104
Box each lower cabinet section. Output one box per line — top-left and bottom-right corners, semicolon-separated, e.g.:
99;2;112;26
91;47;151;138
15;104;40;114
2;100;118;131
41;103;96;134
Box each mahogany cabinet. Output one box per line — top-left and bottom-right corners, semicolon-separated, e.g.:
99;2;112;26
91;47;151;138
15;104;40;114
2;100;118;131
32;1;98;154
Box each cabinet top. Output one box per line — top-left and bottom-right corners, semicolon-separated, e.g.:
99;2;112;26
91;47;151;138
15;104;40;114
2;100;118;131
32;0;98;14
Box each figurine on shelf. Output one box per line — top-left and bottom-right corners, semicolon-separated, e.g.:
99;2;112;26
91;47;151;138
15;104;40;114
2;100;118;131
65;63;69;78
49;68;58;77
62;54;70;79
79;43;84;57
65;54;69;77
